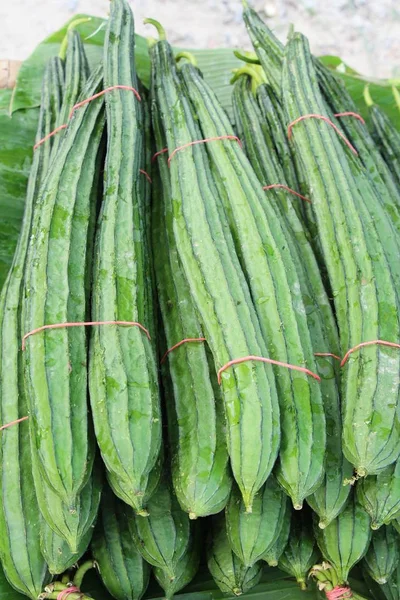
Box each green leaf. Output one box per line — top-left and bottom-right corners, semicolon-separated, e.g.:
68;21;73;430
319;56;400;130
0;88;37;289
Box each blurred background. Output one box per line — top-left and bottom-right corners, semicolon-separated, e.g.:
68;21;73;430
1;0;399;79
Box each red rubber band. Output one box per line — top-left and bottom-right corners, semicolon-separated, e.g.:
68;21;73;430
325;586;352;600
263;184;311;204
167;135;242;166
22;320;151;351
57;587;81;600
0;416;29;432
34;85;141;150
160;337;206;364
334;111;365;125
33;124;67;150
217;355;321;385
139;169;152;184
287;114;358;155
69;85;141;119
152;147;168;163
341;340;400;367
314;352;342;361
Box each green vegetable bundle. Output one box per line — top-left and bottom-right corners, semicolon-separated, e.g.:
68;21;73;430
1;1;400;600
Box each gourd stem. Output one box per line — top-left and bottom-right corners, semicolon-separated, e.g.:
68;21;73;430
73;560;96;588
143;18;166;40
364;84;374;107
176;51;197;67
233;49;261;65
59;18;92;59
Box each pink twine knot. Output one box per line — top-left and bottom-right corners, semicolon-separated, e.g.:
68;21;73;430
325;586;352;600
57;587;81;600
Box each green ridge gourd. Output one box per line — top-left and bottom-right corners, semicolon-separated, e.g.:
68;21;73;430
32;451;102;553
153;527;201;600
225;477;288;568
315;492;372;584
0;57;63;600
40;519;92;576
244;6;400;301
362;525;399;585
89;0;162;515
51;29;89;159
261;501;291;567
232;71;351;527
92;486;150;600
152;105;232;519
278;509;320;590
178;57;325;508
23;64;105;506
314;67;400;285
255;82;301;200
376;563;400;600
28;45;104;552
207;515;262;596
316;65;400;212
282;32;400;476
127;473;194;581
148;23;280;512
357;459;400;530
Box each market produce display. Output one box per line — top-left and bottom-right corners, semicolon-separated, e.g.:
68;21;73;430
0;1;400;599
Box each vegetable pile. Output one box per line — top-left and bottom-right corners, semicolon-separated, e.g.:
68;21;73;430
1;1;400;599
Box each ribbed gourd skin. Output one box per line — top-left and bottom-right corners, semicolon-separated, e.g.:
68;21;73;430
89;0;162;515
225;476;289;568
32;450;102;553
315;492;372;584
0;56;63;600
153;527;201;600
127;473;194;582
255;83;301;198
232;74;351;527
40;518;92;576
316;64;400;212
261;501;291;567
179;60;325;510
152;102;232;520
92;486;151;600
51;29;90;159
149;37;280;512
23;65;105;507
207;516;263;597
376;562;400;600
282;32;400;476
278;509;320;590
357;459;400;530
369;103;400;193
362;525;399;585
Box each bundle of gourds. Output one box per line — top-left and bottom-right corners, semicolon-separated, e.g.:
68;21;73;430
1;1;400;599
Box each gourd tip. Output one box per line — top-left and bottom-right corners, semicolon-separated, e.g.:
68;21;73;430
189;511;198;520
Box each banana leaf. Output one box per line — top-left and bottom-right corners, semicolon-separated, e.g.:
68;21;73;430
0;88;37;287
